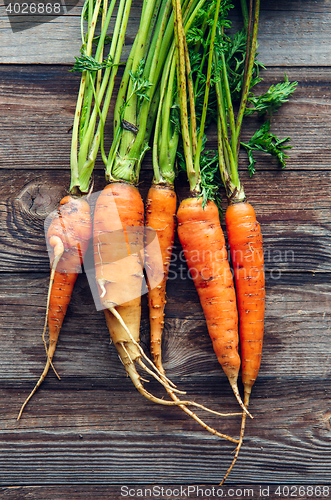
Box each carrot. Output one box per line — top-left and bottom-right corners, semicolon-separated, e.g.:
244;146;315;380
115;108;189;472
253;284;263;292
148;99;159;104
145;183;177;366
226;201;265;405
17;196;91;420
214;1;263;482
145;185;240;440
93;181;173;403
213;0;295;482
144;21;241;440
17;0;133;420
177;197;250;414
171;0;251;418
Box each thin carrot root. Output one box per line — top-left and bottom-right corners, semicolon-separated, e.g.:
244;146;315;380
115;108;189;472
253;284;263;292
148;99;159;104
108;307;240;421
220;388;251;485
158;366;242;442
17;357;52;421
229;382;253;419
17;236;64;421
110;306;181;393
17;196;92;421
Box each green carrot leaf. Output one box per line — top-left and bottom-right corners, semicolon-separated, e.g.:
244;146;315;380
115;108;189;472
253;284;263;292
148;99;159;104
199;151;222;210
241;119;292;175
245;74;298;117
215;28;265;102
71;54;114;73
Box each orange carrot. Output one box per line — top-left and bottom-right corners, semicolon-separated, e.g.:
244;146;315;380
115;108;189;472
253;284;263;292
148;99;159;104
17;195;91;420
145;183;177;366
145;184;241;440
177;196;250;416
226;201;265;405
218;200;265;482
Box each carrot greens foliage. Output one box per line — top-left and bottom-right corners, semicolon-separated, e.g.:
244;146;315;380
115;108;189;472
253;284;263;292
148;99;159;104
212;2;297;190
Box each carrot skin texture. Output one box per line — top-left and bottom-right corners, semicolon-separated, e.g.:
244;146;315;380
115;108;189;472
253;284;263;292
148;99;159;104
17;196;92;420
177;197;241;387
220;202;265;484
93;182;144;358
145;183;177;368
46;196;92;353
225;201;265;396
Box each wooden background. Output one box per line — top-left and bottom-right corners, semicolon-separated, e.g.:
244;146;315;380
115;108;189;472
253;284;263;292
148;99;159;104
1;1;331;499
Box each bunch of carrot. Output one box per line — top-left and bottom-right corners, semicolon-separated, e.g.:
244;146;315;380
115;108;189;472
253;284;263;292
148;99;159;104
91;0;244;435
18;0;297;486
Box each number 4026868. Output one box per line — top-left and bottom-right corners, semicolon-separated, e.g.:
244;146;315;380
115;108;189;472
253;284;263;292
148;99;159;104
5;3;61;14
274;485;330;497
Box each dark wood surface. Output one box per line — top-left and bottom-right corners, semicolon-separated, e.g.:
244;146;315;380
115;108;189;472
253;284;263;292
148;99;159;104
1;1;331;499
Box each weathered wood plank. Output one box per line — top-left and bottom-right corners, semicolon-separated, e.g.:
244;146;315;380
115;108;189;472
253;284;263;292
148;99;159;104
0;168;330;272
0;273;331;390
1;66;331;172
1;272;331;384
1;1;331;491
2;0;331;65
1;486;329;500
1;485;329;500
0;0;140;64
1;378;331;485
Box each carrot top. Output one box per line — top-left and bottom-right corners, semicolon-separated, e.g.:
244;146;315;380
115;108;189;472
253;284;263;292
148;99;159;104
103;0;176;185
213;0;297;202
69;0;133;194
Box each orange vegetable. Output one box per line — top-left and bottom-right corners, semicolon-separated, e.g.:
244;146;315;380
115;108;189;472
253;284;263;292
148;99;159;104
220;200;265;483
93;181;237;423
145;184;240;441
17;196;92;420
145;183;177;366
226;201;265;404
177;196;250;416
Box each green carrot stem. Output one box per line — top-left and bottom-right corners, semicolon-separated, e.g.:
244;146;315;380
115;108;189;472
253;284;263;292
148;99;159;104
78;0;128;167
235;0;260;145
240;0;249;31
79;0;109;147
195;0;221;165
153;46;178;185
107;0;175;181
220;50;236;157
173;0;197;192
70;0;102;192
70;0;133;193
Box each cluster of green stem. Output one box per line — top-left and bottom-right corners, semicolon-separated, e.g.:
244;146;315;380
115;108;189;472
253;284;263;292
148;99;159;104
104;0;221;187
215;0;260;203
70;0;134;194
103;0;175;184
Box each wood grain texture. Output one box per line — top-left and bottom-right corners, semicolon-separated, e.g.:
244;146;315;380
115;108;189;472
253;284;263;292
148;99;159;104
1;0;331;493
1;271;331;485
1;66;331;172
0;168;331;273
2;0;331;65
1;486;329;500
